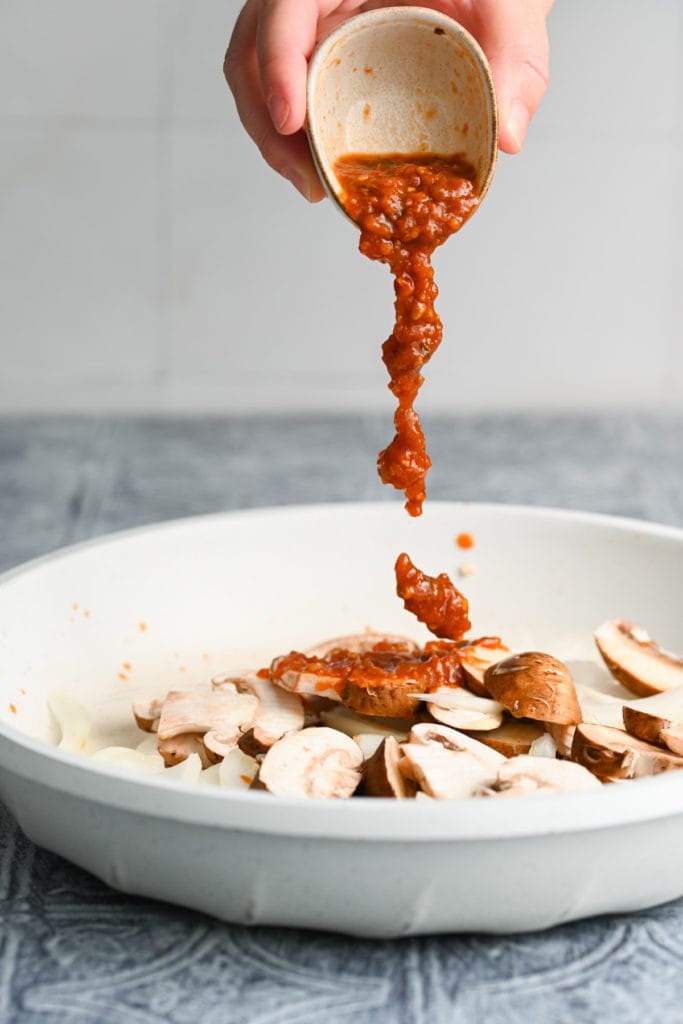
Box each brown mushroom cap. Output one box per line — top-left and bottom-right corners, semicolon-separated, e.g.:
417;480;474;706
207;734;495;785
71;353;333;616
465;718;546;758
484;652;581;725
132;698;163;733
594;620;683;697
342;676;422;718
258;727;363;798
157;732;212;769
571;722;683;781
360;736;416;798
622;685;683;752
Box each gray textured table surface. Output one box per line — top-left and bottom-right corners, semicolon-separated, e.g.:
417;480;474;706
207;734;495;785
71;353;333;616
2;413;683;1024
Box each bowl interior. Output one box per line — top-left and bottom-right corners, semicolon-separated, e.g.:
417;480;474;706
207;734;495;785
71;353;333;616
1;502;682;756
307;7;498;205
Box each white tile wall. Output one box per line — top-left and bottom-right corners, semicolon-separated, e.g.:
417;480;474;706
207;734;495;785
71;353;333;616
0;0;682;412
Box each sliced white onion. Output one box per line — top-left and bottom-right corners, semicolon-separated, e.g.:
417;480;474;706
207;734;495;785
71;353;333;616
411;688;503;714
135;734;161;756
528;733;558;759
47;691;91;753
159;752;203;783
91;746;164;775
218;747;258;789
199;763;222;786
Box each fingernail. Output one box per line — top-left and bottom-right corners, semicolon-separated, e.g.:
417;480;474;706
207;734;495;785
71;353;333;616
268;92;290;132
284;167;311;201
507;101;530;152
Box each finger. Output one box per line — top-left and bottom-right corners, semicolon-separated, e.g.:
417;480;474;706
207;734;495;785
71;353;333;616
225;1;325;201
256;0;321;135
471;0;552;154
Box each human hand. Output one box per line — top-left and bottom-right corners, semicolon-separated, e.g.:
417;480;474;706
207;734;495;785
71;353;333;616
225;0;553;202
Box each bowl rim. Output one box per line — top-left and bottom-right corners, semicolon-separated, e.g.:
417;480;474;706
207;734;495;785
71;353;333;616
306;5;499;217
1;500;683;843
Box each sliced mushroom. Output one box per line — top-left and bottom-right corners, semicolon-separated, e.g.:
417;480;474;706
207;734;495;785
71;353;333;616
269;653;343;702
233;672;305;748
412;686;503;731
341;676;423;719
484;652;581;726
594;620;683;697
258;727;363;798
132;698;162;733
360;736;416;798
622;684;683;751
408;722;506;766
571;722;683;781
270;633;419;703
488;755;601;796
467;718;546;758
458;639;511;697
660;724;683;756
156;689;258;745
210;674;240;694
304;633;419;659
399;722;504;799
157;732;212;769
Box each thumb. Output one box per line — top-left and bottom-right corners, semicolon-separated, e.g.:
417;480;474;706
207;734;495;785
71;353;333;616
473;0;552;153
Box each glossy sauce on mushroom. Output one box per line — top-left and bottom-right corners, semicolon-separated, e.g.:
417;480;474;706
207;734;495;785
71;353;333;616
335;153;479;516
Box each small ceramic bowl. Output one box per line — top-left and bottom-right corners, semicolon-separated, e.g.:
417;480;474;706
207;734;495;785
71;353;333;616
306;6;498;217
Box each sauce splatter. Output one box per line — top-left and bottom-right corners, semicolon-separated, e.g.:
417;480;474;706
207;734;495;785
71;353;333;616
456;531;475;550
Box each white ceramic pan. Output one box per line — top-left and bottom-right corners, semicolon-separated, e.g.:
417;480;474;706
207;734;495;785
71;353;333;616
1;502;682;937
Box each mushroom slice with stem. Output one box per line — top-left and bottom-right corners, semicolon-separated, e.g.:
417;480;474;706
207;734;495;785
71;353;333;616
413;686;503;731
594;620;683;697
233;672;305;748
489;755;601;796
360;736;416;798
484;652;581;726
258;727;363;798
156;689;258;743
622;684;683;752
132;698;163;733
399;722;504;799
571;722;683;781
457;639;511;697
157;732;212;769
408;722;506;766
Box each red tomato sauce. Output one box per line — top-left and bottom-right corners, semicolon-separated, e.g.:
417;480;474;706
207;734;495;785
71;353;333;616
335;153;479;516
